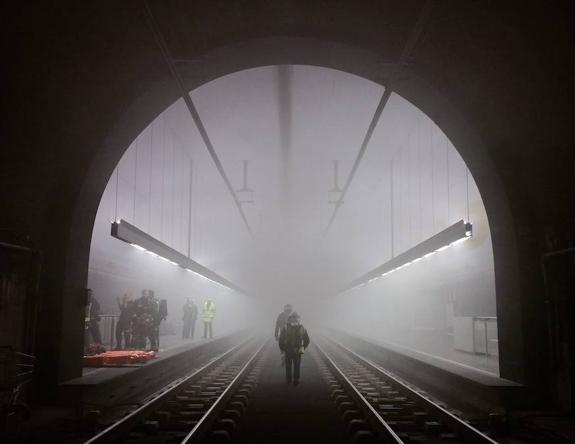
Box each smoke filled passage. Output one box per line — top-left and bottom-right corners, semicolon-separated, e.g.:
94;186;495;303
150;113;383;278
88;65;497;374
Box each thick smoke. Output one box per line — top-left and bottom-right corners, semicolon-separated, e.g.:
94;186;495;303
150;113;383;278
88;65;498;374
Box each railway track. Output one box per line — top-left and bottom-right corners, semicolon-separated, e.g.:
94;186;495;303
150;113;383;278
316;336;498;444
84;337;266;444
82;335;498;444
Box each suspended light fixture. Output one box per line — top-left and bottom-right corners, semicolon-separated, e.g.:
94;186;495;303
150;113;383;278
236;160;255;204
340;219;473;293
111;219;246;294
328;160;343;204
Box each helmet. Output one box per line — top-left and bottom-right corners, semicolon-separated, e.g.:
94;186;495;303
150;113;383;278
288;311;300;321
284;304;293;312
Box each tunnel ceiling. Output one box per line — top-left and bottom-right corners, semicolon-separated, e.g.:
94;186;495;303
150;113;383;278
3;0;572;389
101;64;480;300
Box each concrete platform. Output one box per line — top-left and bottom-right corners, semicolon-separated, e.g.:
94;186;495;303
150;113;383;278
329;329;523;415
380;329;500;376
60;331;249;410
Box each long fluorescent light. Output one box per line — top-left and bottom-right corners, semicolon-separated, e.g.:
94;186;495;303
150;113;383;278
340;219;472;293
111;219;246;294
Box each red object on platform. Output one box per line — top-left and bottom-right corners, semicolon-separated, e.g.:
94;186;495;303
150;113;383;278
83;350;156;366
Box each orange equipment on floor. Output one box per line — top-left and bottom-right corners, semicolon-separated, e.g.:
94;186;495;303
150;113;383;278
83;350;156;367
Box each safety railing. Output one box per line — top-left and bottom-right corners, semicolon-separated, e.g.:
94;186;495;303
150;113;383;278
472;316;498;356
85;314;120;351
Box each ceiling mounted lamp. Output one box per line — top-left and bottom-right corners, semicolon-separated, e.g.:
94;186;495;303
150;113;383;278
111;219;246;294
340;219;473;294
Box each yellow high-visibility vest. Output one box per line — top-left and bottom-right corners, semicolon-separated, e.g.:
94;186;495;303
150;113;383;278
202;301;216;321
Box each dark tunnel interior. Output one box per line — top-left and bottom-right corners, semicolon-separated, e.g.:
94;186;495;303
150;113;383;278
1;2;575;443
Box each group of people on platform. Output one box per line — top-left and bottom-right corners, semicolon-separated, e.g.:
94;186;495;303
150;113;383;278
84;288;218;355
181;298;216;340
86;289;309;385
85;288;168;353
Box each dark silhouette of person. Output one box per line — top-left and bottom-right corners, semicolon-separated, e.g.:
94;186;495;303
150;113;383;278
182;298;198;339
115;293;133;349
156;296;168;349
86;289;102;345
132;289;159;351
278;312;310;386
274;304;292;340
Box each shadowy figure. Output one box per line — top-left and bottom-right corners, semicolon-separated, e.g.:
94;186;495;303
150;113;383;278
275;304;293;366
275;304;292;340
85;289;102;349
278;312;310;386
115;293;133;349
182;298;198;339
132;289;159;351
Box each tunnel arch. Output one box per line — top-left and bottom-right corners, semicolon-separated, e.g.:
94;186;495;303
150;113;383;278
68;36;521;383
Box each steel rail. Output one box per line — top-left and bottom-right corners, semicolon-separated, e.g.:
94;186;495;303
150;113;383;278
327;337;498;444
181;339;268;443
315;342;405;443
84;337;256;444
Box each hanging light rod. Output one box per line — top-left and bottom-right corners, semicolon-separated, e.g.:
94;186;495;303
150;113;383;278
142;1;253;237
339;219;472;294
323;0;435;235
111;219;246;294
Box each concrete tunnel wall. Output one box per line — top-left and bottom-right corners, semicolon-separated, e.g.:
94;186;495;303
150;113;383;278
2;3;573;404
88;107;255;338
69;36;521;386
325;92;498;374
88;66;496;373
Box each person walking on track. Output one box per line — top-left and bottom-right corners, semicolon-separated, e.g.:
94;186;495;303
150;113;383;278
278;312;310;386
275;303;293;366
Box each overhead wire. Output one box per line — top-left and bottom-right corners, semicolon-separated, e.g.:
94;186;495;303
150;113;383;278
323;0;435;235
142;1;253;237
114;163;120;222
148;122;154;233
171;132;176;247
430;120;435;232
161;113;166;242
446;134;450;225
188;159;194;258
466;167;470;222
133;134;138;224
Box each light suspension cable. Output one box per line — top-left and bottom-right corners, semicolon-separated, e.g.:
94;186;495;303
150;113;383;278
143;1;253;236
324;0;435;234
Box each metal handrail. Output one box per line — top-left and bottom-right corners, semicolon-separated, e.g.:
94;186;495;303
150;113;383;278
472;317;497;356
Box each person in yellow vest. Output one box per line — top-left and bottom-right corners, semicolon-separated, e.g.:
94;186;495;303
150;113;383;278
202;299;216;339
